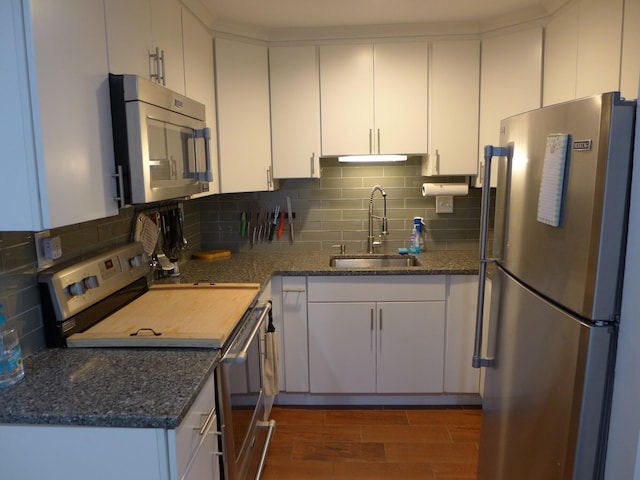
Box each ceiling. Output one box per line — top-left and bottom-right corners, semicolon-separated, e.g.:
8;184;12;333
202;0;564;31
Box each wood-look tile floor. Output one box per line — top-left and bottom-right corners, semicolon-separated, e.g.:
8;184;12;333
262;406;481;480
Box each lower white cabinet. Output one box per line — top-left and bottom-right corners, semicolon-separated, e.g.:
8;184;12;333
306;276;446;395
281;277;310;392
308;300;445;393
445;276;481;393
0;374;220;480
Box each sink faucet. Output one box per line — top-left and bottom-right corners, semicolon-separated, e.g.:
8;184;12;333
367;184;389;253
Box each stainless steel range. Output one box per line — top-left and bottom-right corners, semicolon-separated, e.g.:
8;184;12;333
38;242;277;479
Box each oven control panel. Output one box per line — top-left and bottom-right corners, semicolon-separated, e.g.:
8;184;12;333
38;243;150;321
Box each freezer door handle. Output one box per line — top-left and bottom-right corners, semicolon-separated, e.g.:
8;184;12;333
472;145;508;368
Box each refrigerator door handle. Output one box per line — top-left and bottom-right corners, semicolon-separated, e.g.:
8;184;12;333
472;145;509;369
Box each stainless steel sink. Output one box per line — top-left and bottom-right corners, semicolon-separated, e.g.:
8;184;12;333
329;254;420;268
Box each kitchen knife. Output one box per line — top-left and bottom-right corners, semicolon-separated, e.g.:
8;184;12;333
277;209;285;238
287;196;294;243
269;204;280;241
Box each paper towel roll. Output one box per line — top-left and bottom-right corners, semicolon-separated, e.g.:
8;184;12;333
422;183;469;197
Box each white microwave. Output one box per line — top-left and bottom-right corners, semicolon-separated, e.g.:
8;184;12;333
109;74;212;205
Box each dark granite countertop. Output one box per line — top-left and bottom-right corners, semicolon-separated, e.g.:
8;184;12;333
0;348;219;429
170;250;479;285
0;249;477;430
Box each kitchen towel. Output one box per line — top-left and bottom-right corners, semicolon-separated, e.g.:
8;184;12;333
263;331;280;397
422;182;469;197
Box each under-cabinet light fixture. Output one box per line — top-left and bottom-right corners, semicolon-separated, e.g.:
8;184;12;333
338;154;408;163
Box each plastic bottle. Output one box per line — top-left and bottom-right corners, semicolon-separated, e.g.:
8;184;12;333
409;223;420;253
0;305;25;388
415;217;425;252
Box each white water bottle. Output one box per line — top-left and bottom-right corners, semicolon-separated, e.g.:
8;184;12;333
0;305;25;388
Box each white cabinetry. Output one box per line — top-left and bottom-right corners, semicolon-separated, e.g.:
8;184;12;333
424;39;480;176
307;276;445;394
0;0;118;231
281;277;310;392
544;0;625;105
476;28;542;188
620;0;640;100
0;374;220;480
214;38;275;193
575;0;624;99
104;0;185;94
269;46;321;179
319;42;428;156
445;276;480;393
182;7;219;196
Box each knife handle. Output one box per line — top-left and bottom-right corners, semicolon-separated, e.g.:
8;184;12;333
277;211;285;238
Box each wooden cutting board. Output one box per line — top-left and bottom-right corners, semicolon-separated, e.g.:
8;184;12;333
66;283;261;349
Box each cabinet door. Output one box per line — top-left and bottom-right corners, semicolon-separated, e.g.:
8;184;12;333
182;7;219;196
104;0;153;79
621;0;640;100
445;276;480;393
270;46;321;179
377;302;445;393
319;44;374;156
282;277;309;392
150;0;185;94
374;42;428;155
427;40;479;175
308;302;377;393
215;38;274;193
543;3;579;106
476;27;542;188
30;0;119;228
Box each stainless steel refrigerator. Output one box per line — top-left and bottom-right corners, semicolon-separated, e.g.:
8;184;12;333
474;92;637;480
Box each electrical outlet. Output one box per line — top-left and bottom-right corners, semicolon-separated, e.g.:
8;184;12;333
435;195;454;214
35;231;62;270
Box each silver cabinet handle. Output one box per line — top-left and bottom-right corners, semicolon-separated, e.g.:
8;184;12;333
369;129;373;154
159;49;166;85
377;128;381;154
379;308;382;330
283;289;305;293
435;149;440;175
230;302;271;363
113;165;125;209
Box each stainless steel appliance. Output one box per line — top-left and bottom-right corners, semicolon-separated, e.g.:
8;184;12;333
474;92;636;479
38;243;276;479
109;74;213;205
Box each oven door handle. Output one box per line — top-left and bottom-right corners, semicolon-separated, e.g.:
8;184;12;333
227;302;271;363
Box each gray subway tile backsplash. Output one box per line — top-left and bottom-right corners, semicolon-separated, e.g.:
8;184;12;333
0;157;489;357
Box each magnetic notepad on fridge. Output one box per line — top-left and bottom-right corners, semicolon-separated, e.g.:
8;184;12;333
537;133;570;227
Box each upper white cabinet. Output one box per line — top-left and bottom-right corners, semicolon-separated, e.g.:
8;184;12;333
476;27;543;188
544;0;625;105
424;39;480;176
575;0;624;99
319;42;428;156
214;38;275;193
0;0;118;231
181;7;219;196
269;46;321;179
620;0;640;100
104;0;185;94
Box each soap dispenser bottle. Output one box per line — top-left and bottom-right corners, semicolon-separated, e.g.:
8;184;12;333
409;217;422;253
0;305;25;388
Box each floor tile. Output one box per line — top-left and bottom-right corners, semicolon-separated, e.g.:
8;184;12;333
293;441;386;463
361;424;451;443
325;409;409;425
261;459;333;480
333;461;436;479
385;441;479;464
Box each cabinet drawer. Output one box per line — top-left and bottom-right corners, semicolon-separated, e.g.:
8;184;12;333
307;275;445;302
173;373;216;478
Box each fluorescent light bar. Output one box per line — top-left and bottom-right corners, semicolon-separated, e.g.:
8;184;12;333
338;154;408;163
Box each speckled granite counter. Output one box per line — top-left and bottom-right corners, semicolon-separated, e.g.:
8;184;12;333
171;250;479;285
0;249;477;430
0;348;219;429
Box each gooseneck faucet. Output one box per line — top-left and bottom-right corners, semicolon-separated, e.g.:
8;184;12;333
367;184;389;253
